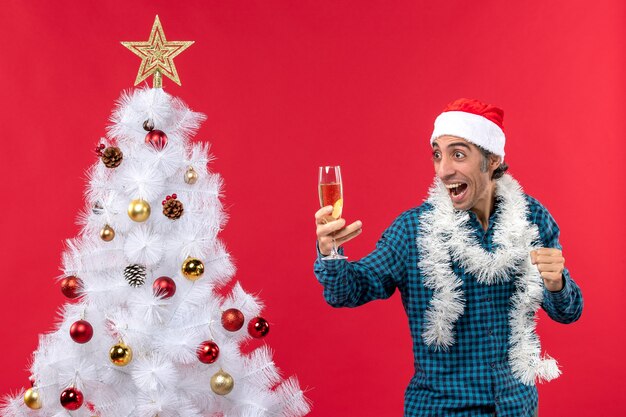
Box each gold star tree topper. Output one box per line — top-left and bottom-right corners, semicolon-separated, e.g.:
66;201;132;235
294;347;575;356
122;15;194;88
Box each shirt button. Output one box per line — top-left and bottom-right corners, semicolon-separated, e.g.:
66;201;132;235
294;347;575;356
486;297;492;302
488;329;493;336
490;362;496;369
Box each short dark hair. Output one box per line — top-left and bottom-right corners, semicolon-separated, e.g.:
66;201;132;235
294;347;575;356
477;146;508;180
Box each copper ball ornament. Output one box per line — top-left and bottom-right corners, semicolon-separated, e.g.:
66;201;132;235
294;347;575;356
197;340;220;364
60;276;82;299
221;308;245;332
210;369;234;395
181;257;204;281
60;387;83;410
100;224;115;241
143;119;155;131
145;129;168;150
109;343;133;366
70;320;94;344
128;199;151;222
152;276;176;299
184;166;198;184
24;388;42;410
247;317;270;338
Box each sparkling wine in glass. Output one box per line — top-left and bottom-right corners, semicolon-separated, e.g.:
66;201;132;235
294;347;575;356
318;166;348;260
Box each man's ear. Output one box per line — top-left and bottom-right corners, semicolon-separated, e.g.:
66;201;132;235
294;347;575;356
490;154;502;169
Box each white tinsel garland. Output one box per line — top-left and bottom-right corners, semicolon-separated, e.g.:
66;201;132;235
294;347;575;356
417;174;560;385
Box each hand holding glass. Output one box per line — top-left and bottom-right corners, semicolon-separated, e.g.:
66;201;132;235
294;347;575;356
318;166;348;260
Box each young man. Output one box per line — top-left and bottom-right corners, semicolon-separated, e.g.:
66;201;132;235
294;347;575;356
313;98;583;417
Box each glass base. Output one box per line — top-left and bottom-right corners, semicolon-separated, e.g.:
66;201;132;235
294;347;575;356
321;253;348;261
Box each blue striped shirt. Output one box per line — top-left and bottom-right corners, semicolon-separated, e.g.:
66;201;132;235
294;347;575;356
314;194;583;416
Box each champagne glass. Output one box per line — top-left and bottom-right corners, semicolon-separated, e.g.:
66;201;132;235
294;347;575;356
318;166;348;260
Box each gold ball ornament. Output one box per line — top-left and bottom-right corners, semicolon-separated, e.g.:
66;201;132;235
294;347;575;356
109;343;133;366
100;224;115;241
128;199;151;222
184;166;198;184
24;388;42;410
210;369;234;395
181;257;204;281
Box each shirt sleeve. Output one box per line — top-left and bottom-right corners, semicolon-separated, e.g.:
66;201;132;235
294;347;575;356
313;214;409;308
531;200;584;324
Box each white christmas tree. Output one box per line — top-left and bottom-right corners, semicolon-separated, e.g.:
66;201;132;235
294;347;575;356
2;16;309;417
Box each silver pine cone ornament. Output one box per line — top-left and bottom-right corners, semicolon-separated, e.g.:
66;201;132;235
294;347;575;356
124;264;147;287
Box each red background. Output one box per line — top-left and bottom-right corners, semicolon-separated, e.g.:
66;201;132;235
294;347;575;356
0;1;623;416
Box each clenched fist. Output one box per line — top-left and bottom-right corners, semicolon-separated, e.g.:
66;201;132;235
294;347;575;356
530;248;565;292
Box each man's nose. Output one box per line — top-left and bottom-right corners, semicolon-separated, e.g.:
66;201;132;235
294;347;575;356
437;155;455;179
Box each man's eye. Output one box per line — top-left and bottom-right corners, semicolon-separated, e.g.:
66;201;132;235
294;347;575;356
454;151;465;159
433;152;441;159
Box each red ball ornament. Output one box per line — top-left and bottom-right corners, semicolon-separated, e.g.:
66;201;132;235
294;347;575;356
248;317;270;338
221;308;244;332
60;387;84;410
94;143;105;156
61;276;82;299
145;129;168;150
152;276;176;299
197;340;220;364
70;320;94;344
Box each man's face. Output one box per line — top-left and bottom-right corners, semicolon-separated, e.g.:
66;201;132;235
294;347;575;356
431;135;496;212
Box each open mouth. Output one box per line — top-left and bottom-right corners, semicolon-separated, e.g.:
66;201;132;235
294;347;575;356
446;182;468;202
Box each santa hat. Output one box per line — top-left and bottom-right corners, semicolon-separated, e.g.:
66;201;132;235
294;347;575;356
430;98;506;161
